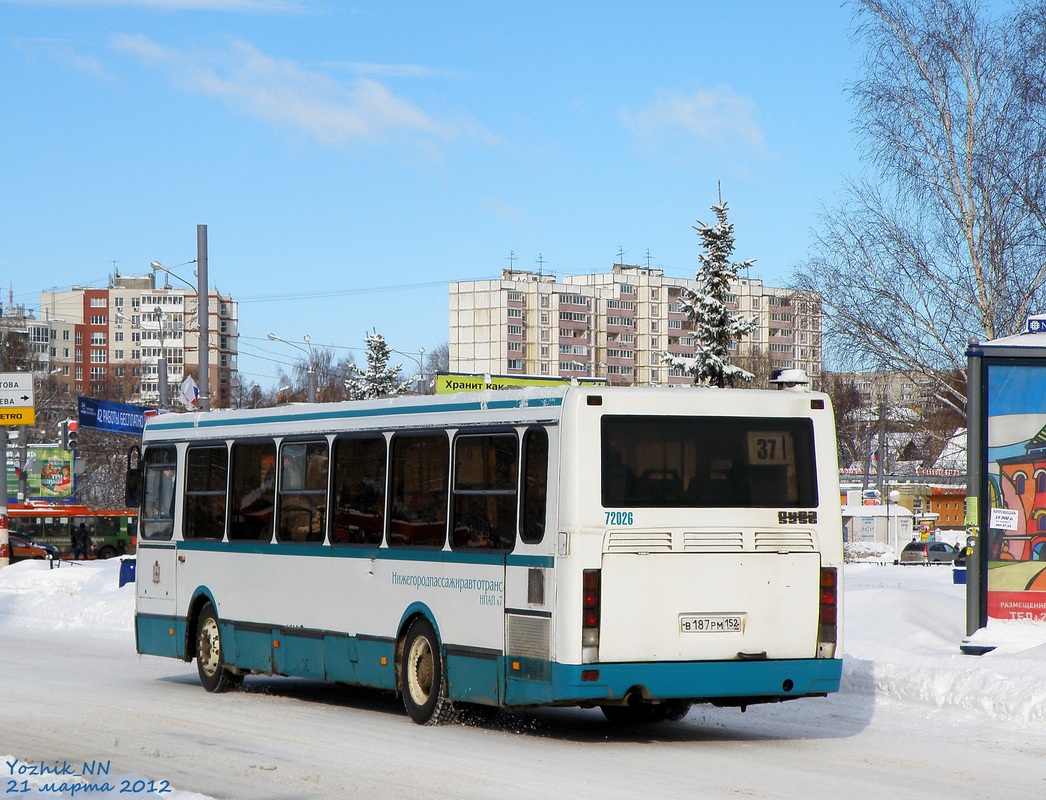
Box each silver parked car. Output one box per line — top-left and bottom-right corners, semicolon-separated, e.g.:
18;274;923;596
900;540;960;565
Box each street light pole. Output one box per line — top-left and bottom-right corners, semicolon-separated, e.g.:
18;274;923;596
303;335;316;403
391;348;427;394
154;307;169;407
267;333;316;403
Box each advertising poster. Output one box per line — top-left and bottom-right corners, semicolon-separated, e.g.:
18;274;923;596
32;446;74;498
5;445;74;502
985;363;1046;620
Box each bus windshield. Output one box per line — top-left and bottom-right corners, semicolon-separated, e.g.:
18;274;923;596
601;415;818;508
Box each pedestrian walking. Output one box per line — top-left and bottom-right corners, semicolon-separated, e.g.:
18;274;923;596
73;522;90;560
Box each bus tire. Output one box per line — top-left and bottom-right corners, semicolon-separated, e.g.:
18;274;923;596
399;617;455;725
601;700;691;724
96;545;117;560
195;602;243;693
654;700;692;722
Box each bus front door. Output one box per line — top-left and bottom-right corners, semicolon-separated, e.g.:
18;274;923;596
135;542;181;658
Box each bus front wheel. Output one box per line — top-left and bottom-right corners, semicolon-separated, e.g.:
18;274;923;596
195;602;243;693
399;617;455;725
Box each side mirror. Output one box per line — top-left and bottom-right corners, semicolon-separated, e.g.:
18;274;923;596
125;445;142;508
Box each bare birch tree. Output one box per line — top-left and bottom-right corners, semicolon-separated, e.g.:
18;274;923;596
795;0;1046;420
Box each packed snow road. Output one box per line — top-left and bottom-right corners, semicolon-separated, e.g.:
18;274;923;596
1;560;1045;799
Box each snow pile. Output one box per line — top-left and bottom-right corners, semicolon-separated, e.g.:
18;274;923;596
843;540;893;562
0;558;135;634
842;562;1046;728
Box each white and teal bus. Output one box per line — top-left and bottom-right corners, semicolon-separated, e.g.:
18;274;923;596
128;382;843;725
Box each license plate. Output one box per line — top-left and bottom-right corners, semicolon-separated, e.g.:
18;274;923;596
679;613;745;634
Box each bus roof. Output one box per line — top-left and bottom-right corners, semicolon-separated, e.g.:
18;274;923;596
141;383;828;444
143;386;572;441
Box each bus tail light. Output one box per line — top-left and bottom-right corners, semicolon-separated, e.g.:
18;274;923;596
818;566;838;658
582;569;600;661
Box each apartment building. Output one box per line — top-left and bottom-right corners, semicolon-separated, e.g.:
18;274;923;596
450;264;822;387
840;370;937;410
33;274;239;408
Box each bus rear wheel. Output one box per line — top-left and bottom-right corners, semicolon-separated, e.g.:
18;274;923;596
399;617;455;725
195;601;243;693
601;700;691;724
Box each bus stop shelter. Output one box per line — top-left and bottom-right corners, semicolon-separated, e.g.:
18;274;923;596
967;316;1046;635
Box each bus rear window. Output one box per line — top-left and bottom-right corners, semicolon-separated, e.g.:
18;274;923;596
601;415;818;508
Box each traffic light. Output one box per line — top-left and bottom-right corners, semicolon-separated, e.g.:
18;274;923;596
59;419;78;451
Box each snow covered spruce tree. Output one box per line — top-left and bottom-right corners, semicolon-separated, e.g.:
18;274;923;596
661;200;757;387
343;330;410;400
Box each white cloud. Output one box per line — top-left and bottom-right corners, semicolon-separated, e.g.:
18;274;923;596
111;34;482;146
329;62;468;80
14;37;108;78
622;87;766;154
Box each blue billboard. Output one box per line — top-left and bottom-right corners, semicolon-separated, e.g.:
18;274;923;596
77;396;150;436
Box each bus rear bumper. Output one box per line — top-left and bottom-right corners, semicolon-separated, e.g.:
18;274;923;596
543;657;843;706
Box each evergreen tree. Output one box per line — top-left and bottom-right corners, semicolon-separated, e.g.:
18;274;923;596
343;330;409;400
662;200;757;387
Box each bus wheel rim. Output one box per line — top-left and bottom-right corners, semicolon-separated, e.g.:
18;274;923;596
199;617;221;677
406;636;434;706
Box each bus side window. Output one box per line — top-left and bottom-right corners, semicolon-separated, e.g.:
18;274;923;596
229;440;277;542
142;445;177;540
520;428;549;544
388;433;448;549
330;436;386;546
185;445;228;540
277;440;328;544
451;433;518;551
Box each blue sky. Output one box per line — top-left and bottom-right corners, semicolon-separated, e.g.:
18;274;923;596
1;0;863;389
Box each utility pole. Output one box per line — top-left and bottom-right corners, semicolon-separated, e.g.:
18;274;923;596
197;224;210;412
18;426;27;501
875;398;887;496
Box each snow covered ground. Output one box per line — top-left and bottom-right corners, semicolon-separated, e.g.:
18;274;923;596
1;557;1045;799
843;560;1046;727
